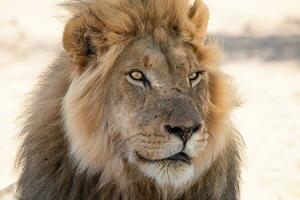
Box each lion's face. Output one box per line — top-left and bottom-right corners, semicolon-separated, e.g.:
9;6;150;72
62;0;231;191
109;38;211;187
63;37;218;189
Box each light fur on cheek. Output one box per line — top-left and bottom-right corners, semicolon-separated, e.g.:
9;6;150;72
61;45;127;177
63;89;129;187
184;132;210;158
192;118;232;178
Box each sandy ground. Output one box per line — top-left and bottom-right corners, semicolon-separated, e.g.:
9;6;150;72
0;0;300;199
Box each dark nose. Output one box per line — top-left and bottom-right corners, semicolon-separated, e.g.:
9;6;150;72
160;97;202;144
164;124;200;145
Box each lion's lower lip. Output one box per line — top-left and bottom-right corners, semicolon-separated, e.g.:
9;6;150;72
166;152;191;164
136;152;191;164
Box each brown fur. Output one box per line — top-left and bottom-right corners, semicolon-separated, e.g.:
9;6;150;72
16;0;243;200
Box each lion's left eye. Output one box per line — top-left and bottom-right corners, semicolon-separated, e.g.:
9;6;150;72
188;71;203;87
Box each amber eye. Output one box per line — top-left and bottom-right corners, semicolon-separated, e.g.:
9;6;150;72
188;71;203;87
129;71;144;81
188;72;198;80
127;70;148;88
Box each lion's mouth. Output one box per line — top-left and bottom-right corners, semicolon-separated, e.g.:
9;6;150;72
136;152;191;164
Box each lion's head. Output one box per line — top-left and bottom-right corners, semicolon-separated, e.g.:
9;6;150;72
61;0;236;192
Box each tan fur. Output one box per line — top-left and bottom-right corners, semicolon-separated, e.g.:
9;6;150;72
17;1;243;200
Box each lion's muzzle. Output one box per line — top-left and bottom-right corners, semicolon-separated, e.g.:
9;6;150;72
132;94;205;163
161;96;202;145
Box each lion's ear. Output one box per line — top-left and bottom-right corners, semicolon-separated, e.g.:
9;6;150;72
189;0;209;40
63;16;97;71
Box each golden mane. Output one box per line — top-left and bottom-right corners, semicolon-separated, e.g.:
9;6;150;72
16;1;243;200
62;0;213;70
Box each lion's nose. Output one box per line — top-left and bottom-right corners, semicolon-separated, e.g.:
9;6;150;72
159;96;202;144
164;124;200;145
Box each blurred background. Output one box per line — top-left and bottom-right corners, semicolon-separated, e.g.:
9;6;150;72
0;0;299;199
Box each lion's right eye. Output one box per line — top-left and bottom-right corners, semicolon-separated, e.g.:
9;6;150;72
129;71;144;81
127;70;148;88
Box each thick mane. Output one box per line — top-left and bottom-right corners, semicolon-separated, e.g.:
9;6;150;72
16;59;242;199
16;1;243;200
62;0;211;70
62;0;208;41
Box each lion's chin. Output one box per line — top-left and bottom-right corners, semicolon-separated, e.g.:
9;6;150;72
137;158;195;189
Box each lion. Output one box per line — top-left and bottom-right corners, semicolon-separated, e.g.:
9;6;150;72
16;0;243;199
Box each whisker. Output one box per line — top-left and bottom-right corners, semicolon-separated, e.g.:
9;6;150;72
113;133;144;156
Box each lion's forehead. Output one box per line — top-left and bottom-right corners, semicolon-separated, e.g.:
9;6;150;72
121;39;193;67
